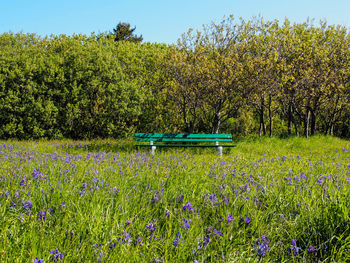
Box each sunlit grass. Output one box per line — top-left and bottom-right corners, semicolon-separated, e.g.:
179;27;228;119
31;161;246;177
0;136;349;262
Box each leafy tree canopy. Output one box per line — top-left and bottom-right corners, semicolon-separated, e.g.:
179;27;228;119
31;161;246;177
112;22;143;43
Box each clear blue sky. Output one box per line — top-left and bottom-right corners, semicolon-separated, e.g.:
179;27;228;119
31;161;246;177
1;0;350;44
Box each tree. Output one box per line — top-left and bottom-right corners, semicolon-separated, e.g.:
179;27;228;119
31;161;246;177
112;22;143;43
168;16;251;134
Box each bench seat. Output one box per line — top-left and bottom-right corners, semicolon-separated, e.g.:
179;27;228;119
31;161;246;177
135;133;235;156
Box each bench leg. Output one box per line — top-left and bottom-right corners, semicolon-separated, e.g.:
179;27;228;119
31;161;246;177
151;145;156;156
216;146;223;157
150;141;156;156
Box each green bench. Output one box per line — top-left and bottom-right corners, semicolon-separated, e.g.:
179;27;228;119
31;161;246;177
134;133;236;156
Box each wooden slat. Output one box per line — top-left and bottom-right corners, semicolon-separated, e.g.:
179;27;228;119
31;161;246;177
135;133;232;139
136;144;236;147
134;138;232;142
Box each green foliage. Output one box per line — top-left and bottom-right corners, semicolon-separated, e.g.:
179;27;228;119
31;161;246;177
112;22;143;43
0;33;167;139
1;15;350;139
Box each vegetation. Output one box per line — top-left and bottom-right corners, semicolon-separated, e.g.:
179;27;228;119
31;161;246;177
0;136;349;262
1;15;350;140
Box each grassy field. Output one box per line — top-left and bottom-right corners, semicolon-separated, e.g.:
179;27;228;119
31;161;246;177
0;136;349;262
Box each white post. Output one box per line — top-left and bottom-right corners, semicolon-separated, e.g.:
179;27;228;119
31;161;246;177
150;141;156;156
216;141;223;157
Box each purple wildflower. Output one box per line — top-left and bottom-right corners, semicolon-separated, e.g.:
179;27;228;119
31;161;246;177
300;173;307;181
308;245;317;254
198;235;212;250
49;248;64;261
153;191;159;203
321;243;328;251
209;193;218;203
284;177;292;184
290;239;301;256
20;177;27;186
108;242;116;250
32;258;44;263
122;230;132;243
214;229;223;236
240;214;251;225
317;176;324;184
58;202;66;209
37;210;47;222
23;200;33;211
183;202;194;212
125;219;131;226
32;169;43;179
146;222;156;233
93;243;102;250
138;236;143;245
182;218;191;230
256;235;269;257
165;211;170;218
227;213;234;223
173;232;181;246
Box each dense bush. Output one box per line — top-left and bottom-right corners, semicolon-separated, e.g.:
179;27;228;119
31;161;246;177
1;16;350;139
0;33;168;139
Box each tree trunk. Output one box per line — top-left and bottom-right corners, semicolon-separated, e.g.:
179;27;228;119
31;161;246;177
330;123;334;136
310;110;316;136
212;112;221;134
287;102;292;136
259;98;266;137
325;95;339;136
268;94;272;137
304;108;310;138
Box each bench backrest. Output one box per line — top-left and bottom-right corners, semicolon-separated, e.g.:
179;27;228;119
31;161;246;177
134;133;232;142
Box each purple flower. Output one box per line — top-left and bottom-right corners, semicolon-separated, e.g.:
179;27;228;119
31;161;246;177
256;235;269;257
182;218;191;230
23;200;33;211
20;177;27;186
32;258;44;263
321;243;328;251
58;202;66;209
317;176;324;184
227;213;234;223
146;222;156;233
138;236;143;245
183;202;194;212
165;211;170;218
212;228;222;236
173;232;181;246
308;245;317;254
198;235;212;250
37;210;47;222
209;193;218;203
153;191;160;203
240;214;251;225
290;239;301;256
32;169;43;179
93;243;102;250
284;177;292;184
108;242;116;250
122;230;132;243
125;219;131;226
49;248;64;261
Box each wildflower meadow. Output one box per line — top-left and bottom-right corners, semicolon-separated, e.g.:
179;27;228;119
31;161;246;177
0;136;349;262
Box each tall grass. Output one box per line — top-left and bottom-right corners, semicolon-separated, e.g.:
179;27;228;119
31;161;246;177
0;136;349;262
